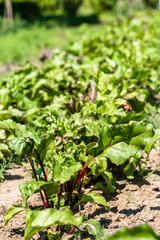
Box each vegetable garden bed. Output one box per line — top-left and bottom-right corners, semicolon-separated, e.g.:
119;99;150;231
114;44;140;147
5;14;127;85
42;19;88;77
0;10;160;240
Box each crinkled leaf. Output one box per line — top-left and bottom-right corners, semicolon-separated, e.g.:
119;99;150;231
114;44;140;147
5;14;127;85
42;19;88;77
0;120;40;145
10;137;34;156
88;156;107;175
89;122;153;166
19;181;60;200
53;161;82;183
79;219;105;240
19;180;45;198
0;119;28;136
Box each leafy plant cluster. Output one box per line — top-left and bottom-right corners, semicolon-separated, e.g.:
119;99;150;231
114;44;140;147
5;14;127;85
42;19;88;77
1;11;160;239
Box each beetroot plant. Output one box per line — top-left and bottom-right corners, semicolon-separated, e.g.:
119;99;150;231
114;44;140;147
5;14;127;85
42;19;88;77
1;110;159;240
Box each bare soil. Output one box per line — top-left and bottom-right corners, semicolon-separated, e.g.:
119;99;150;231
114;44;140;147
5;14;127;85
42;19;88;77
0;149;160;239
0;64;22;76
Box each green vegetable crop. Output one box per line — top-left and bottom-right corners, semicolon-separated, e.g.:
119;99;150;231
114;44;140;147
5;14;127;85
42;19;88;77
1;9;160;239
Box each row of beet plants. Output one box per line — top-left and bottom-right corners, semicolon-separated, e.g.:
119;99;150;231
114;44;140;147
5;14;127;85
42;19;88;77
1;12;160;239
1;73;160;239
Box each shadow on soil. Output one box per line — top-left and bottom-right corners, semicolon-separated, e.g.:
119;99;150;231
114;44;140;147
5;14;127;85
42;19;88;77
119;206;144;216
10;228;24;238
3;173;24;180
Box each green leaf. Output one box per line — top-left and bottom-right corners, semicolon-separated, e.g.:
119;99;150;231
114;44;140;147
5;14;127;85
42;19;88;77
60;162;82;183
88;156;107;175
4;205;25;225
37;136;54;162
43;182;60;200
89;122;153;166
0;120;40;145
24;208;83;240
123;156;140;179
102;142;140;165
53;161;82;183
107;224;160;240
0;88;10;107
0;143;11;155
19;180;60;201
145;129;160;155
79;219;105;240
0;129;6;140
10;137;33;156
78;191;110;211
102;170;116;192
0;119;28;136
19;180;45;198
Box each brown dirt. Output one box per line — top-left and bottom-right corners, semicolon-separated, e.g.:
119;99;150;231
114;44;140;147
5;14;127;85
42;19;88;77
0;149;160;239
0;64;22;76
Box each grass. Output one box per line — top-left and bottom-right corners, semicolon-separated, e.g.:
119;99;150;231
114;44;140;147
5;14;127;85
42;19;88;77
0;23;83;65
0;2;156;66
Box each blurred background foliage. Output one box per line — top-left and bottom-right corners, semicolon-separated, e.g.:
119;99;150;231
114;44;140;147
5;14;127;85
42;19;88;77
0;0;160;65
0;0;159;21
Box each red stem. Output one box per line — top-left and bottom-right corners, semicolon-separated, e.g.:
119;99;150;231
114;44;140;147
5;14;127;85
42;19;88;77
34;149;48;182
42;196;47;209
28;156;47;209
78;169;88;194
66;174;80;206
68;227;76;235
41;186;50;208
34;150;50;207
58;184;63;207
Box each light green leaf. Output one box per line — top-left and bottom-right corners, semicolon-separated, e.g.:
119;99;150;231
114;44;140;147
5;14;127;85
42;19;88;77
79;219;105;240
102;170;116;192
4;205;25;225
145;129;160;155
0;143;11;155
10;137;33;156
102;142;140;165
88;156;107;175
107;224;160;240
19;180;60;200
0;129;6;140
53;162;82;183
60;162;82;183
78;191;110;210
24;208;83;240
19;180;45;198
0;119;27;136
